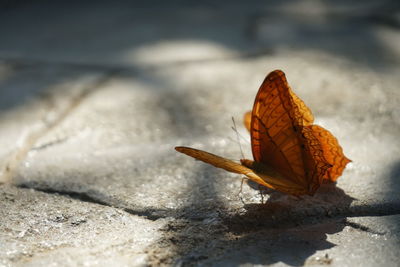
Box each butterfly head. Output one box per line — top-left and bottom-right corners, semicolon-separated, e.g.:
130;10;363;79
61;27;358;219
240;159;254;169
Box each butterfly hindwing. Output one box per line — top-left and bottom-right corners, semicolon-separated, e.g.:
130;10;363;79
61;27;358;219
243;111;252;132
309;125;351;182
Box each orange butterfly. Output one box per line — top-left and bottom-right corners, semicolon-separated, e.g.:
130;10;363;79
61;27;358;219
175;70;351;196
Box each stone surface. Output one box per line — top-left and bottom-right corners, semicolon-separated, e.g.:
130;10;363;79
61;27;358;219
13;53;400;217
0;1;399;266
0;60;105;182
0;185;168;267
198;215;400;266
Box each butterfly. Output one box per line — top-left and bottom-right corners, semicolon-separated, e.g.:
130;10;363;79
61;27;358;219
175;70;351;196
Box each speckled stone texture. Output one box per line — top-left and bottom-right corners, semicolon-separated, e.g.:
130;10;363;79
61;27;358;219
0;1;399;266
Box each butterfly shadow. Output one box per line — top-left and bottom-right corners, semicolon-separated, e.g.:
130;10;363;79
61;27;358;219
389;160;400;194
216;182;355;266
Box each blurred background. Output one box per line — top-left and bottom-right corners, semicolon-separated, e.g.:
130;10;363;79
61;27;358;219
0;0;399;68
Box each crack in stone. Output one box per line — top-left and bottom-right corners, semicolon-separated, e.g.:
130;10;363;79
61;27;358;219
17;184;110;205
31;136;70;151
344;220;386;235
123;207;171;221
346;203;400;218
17;184;170;221
0;70;119;183
0;57;123;73
0;50;275;72
16;182;400;225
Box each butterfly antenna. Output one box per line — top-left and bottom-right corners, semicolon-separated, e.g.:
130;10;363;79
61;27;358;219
231;117;245;159
231;118;250;145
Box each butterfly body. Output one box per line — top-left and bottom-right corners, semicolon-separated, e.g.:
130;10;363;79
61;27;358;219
240;159;311;195
175;70;351;196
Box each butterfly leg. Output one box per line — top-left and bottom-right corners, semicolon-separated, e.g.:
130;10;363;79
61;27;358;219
290;195;303;201
238;177;248;204
258;185;265;204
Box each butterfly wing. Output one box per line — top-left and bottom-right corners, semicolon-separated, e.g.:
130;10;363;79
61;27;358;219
289;87;314;125
175;146;281;189
250;70;331;194
251;70;306;183
243;111;252;131
243;88;313;132
298;125;333;194
309;125;351;182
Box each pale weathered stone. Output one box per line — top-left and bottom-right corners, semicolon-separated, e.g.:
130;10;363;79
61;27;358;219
0;185;168;267
0;60;105;183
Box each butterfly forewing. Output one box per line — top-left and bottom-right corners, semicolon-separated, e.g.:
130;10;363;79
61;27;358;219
250;70;308;186
175;146;284;190
175;146;250;175
250;70;333;194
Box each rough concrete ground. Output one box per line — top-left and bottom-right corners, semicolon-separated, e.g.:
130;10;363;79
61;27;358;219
0;1;399;266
